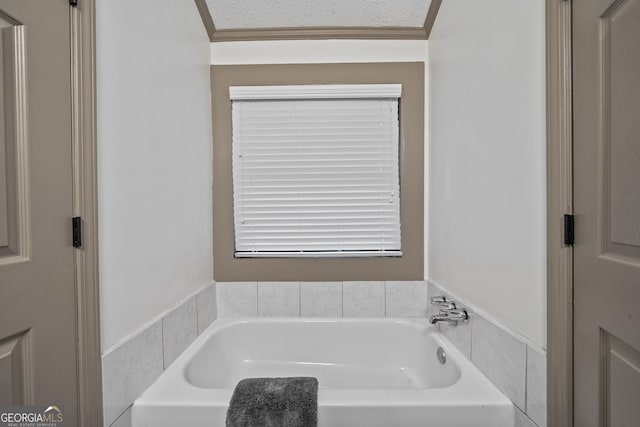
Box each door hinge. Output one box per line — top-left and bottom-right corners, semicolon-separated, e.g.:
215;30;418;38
70;0;78;7
563;214;575;246
72;217;83;248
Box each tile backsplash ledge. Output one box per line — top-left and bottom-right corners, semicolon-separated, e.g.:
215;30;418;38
216;281;428;318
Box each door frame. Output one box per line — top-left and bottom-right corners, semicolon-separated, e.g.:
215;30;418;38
546;0;573;425
69;1;102;425
77;0;577;425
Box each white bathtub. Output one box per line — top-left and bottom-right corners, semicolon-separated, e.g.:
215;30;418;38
133;318;514;427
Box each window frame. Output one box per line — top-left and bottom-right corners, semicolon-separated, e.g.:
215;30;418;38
212;62;424;281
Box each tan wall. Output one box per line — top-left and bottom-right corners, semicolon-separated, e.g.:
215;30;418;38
211;62;424;281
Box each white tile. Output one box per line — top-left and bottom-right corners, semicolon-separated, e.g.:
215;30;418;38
471;315;527;410
162;296;198;368
343;281;385;317
300;282;342;317
197;283;217;334
526;346;547;427
438;316;473;360
110;406;132;427
515;406;537;427
102;321;163;427
385;281;427;317
216;282;258;317
258;282;300;317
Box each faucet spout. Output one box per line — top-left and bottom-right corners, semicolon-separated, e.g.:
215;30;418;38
429;309;469;326
429;313;458;325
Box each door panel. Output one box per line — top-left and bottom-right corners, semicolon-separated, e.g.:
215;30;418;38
0;10;27;262
0;17;8;249
604;332;640;425
0;1;78;424
573;0;640;425
0;330;30;405
602;0;640;260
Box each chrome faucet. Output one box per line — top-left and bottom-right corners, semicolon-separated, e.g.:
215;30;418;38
429;295;457;311
429;309;469;325
429;296;469;325
429;312;458;325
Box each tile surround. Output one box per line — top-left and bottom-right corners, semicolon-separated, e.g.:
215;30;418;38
104;280;427;426
216;282;258;317
216;280;428;319
526;346;547;427
102;283;216;427
196;283;217;334
258;282;300;316
103;280;546;427
472;315;527;410
162;296;198;368
385;281;428;317
342;281;385;317
300;282;343;317
437;318;472;360
428;280;547;427
102;321;163;427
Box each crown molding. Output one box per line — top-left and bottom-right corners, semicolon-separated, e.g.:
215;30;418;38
195;0;440;42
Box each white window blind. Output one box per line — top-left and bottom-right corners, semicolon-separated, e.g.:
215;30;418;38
230;84;402;258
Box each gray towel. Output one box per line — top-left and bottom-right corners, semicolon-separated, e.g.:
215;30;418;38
226;377;318;427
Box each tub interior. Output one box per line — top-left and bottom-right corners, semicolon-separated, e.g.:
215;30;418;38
184;320;460;390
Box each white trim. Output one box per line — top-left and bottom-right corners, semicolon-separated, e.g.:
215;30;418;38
235;251;403;258
229;84;402;100
231;97;402;256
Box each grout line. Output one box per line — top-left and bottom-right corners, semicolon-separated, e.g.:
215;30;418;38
255;282;259;316
524;346;529;415
384;281;387;317
195;293;201;336
469;314;474;361
299;282;303;317
160;317;166;370
341;281;344;317
109;404;133;427
515;406;539;427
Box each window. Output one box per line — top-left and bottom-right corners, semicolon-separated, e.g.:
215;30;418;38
230;84;402;258
212;62;424;281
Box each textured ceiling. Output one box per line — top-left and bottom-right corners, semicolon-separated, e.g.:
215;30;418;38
206;0;431;30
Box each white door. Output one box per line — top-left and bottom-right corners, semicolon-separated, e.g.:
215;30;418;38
573;0;640;425
0;1;79;425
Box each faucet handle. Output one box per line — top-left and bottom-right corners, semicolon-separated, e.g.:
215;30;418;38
447;309;470;323
430;295;447;304
430;296;456;310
